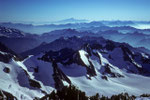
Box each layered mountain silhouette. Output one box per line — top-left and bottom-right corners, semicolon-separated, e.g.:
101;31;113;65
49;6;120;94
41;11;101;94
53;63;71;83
1;21;150;100
1;36;150;99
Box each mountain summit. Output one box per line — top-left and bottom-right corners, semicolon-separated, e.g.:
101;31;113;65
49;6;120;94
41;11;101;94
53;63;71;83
53;18;89;24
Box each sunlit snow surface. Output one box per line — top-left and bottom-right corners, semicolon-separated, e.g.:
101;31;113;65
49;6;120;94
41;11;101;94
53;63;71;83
1;51;150;99
136;97;150;100
0;55;55;100
79;50;90;66
0;59;45;100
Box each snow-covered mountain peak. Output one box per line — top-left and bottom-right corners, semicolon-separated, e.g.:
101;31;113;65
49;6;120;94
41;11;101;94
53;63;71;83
0;26;25;38
1;37;150;99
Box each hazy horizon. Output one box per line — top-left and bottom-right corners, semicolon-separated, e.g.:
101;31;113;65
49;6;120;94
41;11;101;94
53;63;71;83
0;0;150;23
0;18;150;25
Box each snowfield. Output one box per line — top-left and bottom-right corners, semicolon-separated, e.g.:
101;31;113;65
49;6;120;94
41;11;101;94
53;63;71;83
0;56;55;100
1;50;150;99
79;50;90;66
0;59;45;100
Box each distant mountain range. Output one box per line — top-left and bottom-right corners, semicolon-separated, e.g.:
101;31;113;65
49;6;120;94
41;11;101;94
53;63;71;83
0;21;103;34
1;20;150;34
1;25;150;54
52;18;89;24
0;26;42;53
77;25;150;34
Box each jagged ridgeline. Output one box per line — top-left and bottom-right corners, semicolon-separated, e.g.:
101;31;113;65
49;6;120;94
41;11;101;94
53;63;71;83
1;36;150;100
1;0;150;99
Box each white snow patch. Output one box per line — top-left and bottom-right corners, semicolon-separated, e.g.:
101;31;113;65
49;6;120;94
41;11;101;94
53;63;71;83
79;50;90;66
0;51;8;55
136;97;150;100
141;53;149;59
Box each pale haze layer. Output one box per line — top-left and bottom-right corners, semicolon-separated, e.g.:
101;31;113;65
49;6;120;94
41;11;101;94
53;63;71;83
0;0;150;23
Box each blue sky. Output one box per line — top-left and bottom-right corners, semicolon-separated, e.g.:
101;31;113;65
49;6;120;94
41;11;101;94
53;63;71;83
0;0;150;23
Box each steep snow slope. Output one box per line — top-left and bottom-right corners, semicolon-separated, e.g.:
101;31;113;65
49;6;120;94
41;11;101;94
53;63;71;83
1;49;150;99
1;38;150;99
23;51;150;97
0;59;45;100
79;50;90;66
61;51;150;96
38;44;150;97
0;43;54;99
23;55;55;90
